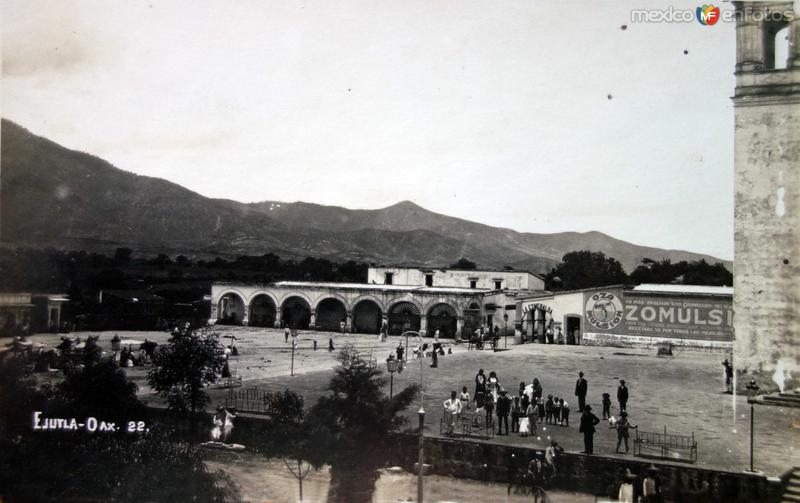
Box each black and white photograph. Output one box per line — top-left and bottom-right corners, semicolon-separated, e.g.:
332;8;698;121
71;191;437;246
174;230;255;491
1;1;798;502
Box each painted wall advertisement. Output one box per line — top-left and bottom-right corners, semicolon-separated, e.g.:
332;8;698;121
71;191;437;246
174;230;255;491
583;290;733;341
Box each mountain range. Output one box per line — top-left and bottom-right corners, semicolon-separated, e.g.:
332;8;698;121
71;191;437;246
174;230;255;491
0;119;730;274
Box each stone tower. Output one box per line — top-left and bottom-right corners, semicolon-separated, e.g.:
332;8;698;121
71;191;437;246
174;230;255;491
732;1;799;389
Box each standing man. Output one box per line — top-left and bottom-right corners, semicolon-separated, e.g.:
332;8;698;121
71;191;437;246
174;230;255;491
379;321;388;343
578;405;600;454
617;379;629;413
396;343;405;362
722;359;734;393
575;371;588;412
339;320;346;334
496;389;511;435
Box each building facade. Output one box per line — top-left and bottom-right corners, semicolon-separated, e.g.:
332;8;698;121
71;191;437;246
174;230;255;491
732;1;799;387
367;267;543;290
211;267;536;337
515;284;734;349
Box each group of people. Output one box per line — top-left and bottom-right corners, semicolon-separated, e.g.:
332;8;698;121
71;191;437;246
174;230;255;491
617;466;662;503
574;371;634;455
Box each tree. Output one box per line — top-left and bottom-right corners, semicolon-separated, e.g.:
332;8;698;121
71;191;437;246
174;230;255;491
113;247;133;266
450;257;477;270
305;345;419;503
259;390;326;501
629;258;733;286
0;355;238;503
58;359;144;423
148;327;226;416
546;251;628;290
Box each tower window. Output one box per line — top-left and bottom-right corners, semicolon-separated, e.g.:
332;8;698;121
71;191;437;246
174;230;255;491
425;274;433;287
469;280;477;289
385;272;393;285
494;280;502;290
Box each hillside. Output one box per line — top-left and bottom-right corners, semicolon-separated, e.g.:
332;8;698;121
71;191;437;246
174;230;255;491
0;120;729;273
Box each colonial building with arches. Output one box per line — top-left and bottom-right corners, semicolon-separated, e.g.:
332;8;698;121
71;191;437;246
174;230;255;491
211;267;544;338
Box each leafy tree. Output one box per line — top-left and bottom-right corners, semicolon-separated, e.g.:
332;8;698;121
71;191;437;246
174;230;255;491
113;247;133;266
148;327;226;415
58;359;144;423
450;257;477;270
81;335;102;367
0;355;238;503
546;250;628;290
305;345;419;503
629;258;732;286
259;390;327;501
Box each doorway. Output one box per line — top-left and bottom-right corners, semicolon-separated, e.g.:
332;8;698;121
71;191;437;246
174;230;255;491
565;315;581;345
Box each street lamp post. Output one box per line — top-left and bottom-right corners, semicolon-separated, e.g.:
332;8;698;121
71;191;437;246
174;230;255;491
746;378;760;473
503;313;509;349
387;358;398;399
417;348;425;503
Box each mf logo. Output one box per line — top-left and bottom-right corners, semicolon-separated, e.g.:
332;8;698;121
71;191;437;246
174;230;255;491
697;4;721;25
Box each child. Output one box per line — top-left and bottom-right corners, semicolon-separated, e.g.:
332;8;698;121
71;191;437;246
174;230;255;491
537;396;545;423
459;386;471;412
545;395;554;424
511;396;521;433
473;391;486;427
525;398;538;436
552;396;562;426
484;391;495;427
602;392;612;419
560;398;570;427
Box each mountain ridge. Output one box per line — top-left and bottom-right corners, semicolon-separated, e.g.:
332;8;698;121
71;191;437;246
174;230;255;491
0;119;730;273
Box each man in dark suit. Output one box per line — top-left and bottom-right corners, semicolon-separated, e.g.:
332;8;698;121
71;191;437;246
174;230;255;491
574;371;588;412
578;405;600;454
617;379;629;412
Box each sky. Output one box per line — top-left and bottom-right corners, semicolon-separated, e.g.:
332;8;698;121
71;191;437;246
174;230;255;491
2;0;740;260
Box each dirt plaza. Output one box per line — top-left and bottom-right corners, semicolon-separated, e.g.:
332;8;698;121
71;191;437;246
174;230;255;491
27;326;799;477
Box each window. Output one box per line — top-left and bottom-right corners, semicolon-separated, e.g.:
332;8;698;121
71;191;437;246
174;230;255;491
494;280;502;290
385;272;393;285
425;274;433;287
469;280;477;289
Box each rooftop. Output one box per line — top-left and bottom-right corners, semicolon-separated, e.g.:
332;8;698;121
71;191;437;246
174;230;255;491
632;284;734;296
272;281;492;294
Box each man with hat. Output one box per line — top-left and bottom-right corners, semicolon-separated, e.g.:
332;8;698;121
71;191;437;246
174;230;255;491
496;388;512;435
578;404;600;454
574;371;588;412
722;358;734;393
613;410;638;454
617;379;629;413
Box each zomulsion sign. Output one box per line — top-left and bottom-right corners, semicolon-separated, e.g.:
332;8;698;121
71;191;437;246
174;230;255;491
584;289;734;341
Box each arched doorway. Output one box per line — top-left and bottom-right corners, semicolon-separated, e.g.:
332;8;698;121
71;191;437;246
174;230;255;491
218;293;245;325
281;296;311;329
388;301;421;335
249;294;277;327
427;303;457;338
352;300;382;334
316;298;347;332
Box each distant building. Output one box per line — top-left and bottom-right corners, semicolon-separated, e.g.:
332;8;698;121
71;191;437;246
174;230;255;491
0;292;69;337
367;267;544;290
514;284;733;348
211;266;543;337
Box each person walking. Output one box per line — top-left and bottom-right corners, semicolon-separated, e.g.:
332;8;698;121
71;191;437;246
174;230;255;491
379;321;388;343
575;371;588;412
617;380;629;412
496;389;511;435
613;411;637;454
396;343;404;362
579;405;600;454
284;326;290;343
527;398;538;436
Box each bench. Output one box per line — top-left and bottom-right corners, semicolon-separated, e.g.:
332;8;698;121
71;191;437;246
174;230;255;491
211;375;243;389
634;426;697;463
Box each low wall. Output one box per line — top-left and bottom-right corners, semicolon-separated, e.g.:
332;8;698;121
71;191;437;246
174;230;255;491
582;332;733;350
145;407;782;502
388;434;782;503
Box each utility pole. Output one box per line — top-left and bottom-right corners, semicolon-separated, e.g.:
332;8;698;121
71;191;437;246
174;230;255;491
417;351;425;503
